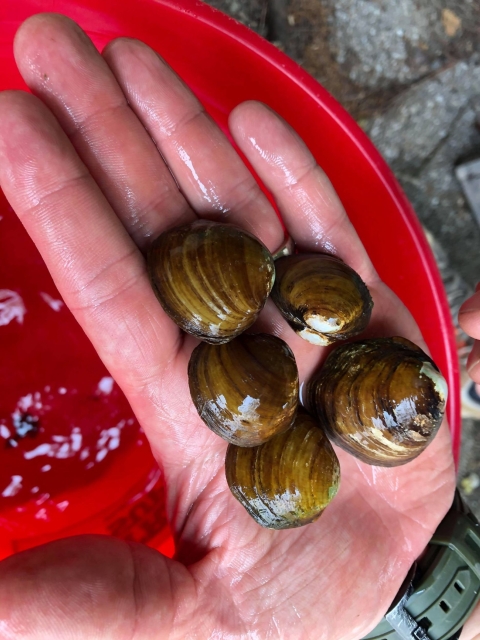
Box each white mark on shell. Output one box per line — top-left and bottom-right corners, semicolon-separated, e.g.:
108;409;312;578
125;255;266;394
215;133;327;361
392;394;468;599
298;328;331;345
393;398;417;425
420;363;448;403
305;313;342;334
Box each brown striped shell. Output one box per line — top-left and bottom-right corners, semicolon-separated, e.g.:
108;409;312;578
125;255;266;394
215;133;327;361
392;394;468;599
271;254;373;345
305;337;447;467
225;409;340;529
147;220;275;343
188;333;299;446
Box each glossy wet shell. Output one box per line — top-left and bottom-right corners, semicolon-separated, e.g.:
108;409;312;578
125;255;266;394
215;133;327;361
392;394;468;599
188;333;299;446
306;337;447;467
147;220;275;343
225;409;340;529
271;254;373;345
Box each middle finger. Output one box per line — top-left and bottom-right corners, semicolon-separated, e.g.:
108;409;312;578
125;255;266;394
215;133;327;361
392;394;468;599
103;37;285;253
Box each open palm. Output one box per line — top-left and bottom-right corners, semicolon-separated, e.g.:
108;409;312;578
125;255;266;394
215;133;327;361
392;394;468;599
0;14;456;640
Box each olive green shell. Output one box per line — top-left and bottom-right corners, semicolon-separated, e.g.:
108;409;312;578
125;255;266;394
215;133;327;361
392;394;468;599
225;409;340;529
147;220;275;344
306;337;447;467
188;333;299;446
271;254;373;345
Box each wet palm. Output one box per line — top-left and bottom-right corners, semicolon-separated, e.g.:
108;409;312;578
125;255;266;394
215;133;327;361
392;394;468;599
0;14;455;640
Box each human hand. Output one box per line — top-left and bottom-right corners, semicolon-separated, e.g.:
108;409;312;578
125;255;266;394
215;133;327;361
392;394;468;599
455;291;480;640
459;284;480;385
0;14;455;639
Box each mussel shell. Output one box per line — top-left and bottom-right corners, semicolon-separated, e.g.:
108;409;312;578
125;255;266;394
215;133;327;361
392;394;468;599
147;220;275;344
271;254;373;345
305;337;447;467
188;333;299;446
225;409;340;529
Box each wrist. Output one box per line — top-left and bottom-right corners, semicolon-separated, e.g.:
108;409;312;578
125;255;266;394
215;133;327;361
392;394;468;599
362;490;480;640
459;596;480;640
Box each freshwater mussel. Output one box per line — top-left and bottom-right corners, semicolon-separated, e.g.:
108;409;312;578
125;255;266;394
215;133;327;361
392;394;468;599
147;220;275;343
189;333;299;446
271;254;373;345
226;409;340;529
306;337;447;467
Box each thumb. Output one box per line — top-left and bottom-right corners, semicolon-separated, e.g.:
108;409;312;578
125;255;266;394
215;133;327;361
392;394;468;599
0;535;195;639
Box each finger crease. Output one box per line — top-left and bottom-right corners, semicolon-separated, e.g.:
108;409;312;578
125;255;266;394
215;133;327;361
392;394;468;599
67;100;128;138
158;106;206;140
131;191;191;237
277;159;316;194
221;174;264;215
67;246;142;311
21;171;92;221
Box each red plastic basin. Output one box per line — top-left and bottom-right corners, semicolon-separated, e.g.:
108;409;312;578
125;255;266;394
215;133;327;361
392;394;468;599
0;0;460;560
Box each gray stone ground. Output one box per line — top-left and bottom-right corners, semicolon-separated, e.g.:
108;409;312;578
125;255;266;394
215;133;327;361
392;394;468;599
203;0;480;514
366;62;480;288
